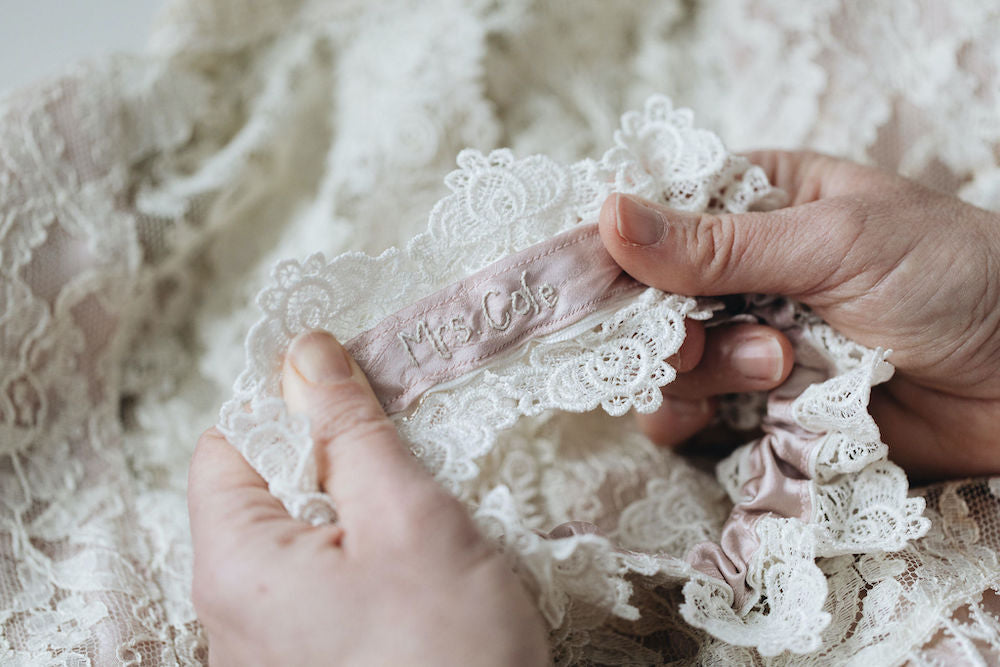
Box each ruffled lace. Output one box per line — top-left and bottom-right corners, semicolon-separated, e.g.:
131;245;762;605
683;303;929;654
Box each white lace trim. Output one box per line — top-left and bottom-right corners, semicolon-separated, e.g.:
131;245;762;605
220;95;768;511
399;290;714;493
689;323;929;654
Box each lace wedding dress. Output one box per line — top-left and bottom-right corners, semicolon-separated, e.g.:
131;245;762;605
3;1;1000;665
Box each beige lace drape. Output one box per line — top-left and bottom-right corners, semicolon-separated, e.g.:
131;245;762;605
2;1;999;664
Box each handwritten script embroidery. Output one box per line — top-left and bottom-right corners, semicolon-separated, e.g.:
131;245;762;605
397;271;558;366
345;224;642;414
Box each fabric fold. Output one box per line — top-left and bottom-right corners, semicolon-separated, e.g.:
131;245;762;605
687;418;817;612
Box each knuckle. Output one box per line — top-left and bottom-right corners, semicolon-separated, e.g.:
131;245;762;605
827;198;871;256
319;408;399;452
801;198;872;296
694;213;739;286
834;196;869;229
309;384;397;447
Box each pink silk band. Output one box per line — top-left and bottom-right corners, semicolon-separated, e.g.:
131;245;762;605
686;396;817;612
345;224;643;414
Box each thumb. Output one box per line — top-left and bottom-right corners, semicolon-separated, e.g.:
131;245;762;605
281;331;432;537
598;193;849;298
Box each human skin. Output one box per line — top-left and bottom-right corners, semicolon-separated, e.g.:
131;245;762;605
187;332;549;666
600;149;1000;480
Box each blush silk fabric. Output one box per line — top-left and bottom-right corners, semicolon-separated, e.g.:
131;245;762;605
346;224;641;413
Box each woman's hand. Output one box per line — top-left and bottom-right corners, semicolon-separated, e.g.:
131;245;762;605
600;150;1000;479
188;332;549;666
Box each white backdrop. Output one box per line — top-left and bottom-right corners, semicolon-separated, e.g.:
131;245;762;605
0;0;162;93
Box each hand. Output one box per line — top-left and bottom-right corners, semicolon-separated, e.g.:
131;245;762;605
599;150;1000;479
188;332;549;666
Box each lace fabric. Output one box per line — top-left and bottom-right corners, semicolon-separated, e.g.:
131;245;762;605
2;1;1000;664
219;95;929;656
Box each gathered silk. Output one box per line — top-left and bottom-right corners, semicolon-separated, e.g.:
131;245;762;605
688;411;817;611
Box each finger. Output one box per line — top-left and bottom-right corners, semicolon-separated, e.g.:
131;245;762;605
869;377;1000;480
281;331;436;539
663;324;793;399
600;192;857;299
187;428;295;555
636;397;717;447
742;150;828;206
666;319;706;373
744;149;892;203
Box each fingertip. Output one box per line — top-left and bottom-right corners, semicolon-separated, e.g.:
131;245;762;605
288;331;354;381
773;329;795;387
727;329;792;388
741;326;795;388
740;149;836;206
280;331;393;443
710;324;795;394
278;331;425;529
599;193;657;251
282;331;358;412
637;396;717;448
598;193;625;250
193;426;228;457
598;193;663;289
672;320;706;373
599;193;719;297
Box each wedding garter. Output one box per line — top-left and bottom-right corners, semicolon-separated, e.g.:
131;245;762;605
218;96;929;656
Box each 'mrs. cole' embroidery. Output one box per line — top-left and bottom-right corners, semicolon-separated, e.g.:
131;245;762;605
397;270;559;366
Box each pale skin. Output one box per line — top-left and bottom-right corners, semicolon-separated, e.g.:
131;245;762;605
188;332;550;666
189;150;1000;663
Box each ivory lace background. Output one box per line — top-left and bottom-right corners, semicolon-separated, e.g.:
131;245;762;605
2;1;1000;665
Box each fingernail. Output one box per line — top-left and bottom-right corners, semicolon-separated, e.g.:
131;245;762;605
289;331;353;384
615;194;664;246
731;336;784;382
667;398;711;416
